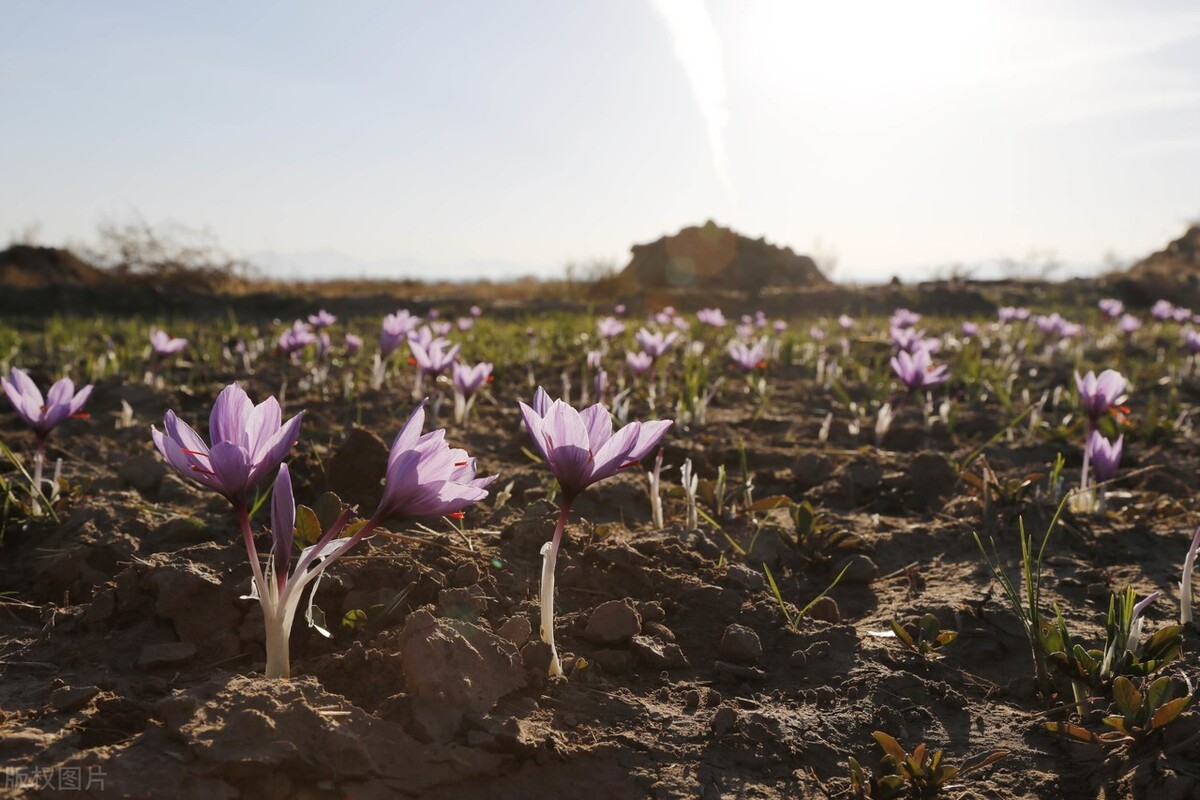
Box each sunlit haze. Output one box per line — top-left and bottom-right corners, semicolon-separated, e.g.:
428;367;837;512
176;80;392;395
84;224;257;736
3;1;1198;282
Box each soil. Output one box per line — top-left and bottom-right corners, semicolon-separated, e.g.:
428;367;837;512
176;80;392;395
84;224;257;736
2;329;1199;800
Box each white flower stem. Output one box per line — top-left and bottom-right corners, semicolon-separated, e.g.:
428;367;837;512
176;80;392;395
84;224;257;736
540;503;571;677
264;608;290;679
31;444;44;517
1181;526;1200;626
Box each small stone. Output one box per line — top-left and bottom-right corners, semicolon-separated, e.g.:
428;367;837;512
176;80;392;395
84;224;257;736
583;600;642;645
636;600;666;622
452;562;481;587
710;706;738;737
719;624;762;664
630;635;689;669
497;615;532;648
843;462;883;491
520;640;553;678
834;554;879;584
138;642;197;668
684;690;702;709
48;685;99;713
644;621;676;642
724;563;765;591
806;596;841;623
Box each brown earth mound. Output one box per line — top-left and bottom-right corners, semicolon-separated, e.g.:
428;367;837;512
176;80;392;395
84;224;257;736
615;221;828;296
0;245;110;289
1128;224;1200;279
1111;225;1200;307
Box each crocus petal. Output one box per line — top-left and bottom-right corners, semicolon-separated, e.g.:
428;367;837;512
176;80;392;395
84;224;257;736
46;378;75;407
245;397;283;456
580;403;614;453
68;385;93;415
163;409;210;457
157;428;222;492
625;419;672;463
387;402;427;471
209;441;252;501
543;402;593;493
533;387;551;416
271;463;295;581
587;421;642;481
519;401;551;461
246;412;303;488
9;369;43;408
210;384;253;446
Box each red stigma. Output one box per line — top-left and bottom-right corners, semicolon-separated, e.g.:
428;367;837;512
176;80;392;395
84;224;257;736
454;460;469;466
71;412;90;419
450;512;465;519
756;360;766;369
406;357;417;365
486;375;494;382
182;449;208;457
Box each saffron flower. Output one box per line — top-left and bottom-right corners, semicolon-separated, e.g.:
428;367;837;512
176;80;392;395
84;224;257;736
345;333;363;356
279;320;317;356
891;326;939;355
597;317;626;338
408;336;460;377
1098;298;1124;319
2;368;93;514
470;305;483;317
2;368;93;446
998;306;1031;323
961;321;980;337
520;388;671;675
1185;330;1200;354
774;320;789;334
380;310;421;357
308;309;337;329
728;339;768;372
890;347;948;390
1174;307;1194;323
371;401;495;522
1118;314;1142;335
635;328;679;359
452;361;493;425
697;308;727;327
1152;300;1175;320
150;329;188;357
838;314;855;330
1087;430;1122;483
456;316;475;332
890;308;921;329
151;383;303;508
626;351;653;376
1075;369;1126;423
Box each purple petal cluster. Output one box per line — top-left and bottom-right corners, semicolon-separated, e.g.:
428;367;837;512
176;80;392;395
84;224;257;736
152;383;303;506
372;403;496;520
150;329;188;356
1087;430;1123;483
452;361;493;397
1074;369;1126;422
727;338;768;372
1;368;93;443
520;388;671;502
890;348;948;390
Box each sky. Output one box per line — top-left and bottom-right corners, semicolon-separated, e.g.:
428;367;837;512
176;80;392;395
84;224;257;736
2;0;1199;283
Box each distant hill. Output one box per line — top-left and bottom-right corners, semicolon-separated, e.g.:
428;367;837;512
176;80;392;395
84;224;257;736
1127;224;1200;280
0;245;110;289
1116;225;1200;306
614;221;829;296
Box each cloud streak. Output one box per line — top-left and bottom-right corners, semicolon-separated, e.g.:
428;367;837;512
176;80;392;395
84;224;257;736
650;0;731;193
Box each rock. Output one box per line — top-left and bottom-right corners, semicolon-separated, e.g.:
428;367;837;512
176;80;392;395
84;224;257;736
842;462;883;492
806;596;841;623
48;685;99;713
139;642;198;668
723;563;765;591
325;426;390;511
834;554;879;584
710;706;739;737
451;561;481;587
118;451;167;496
583;600;642;645
399;609;526;743
520;640;553;679
497;615;532;648
630;635;688;669
719;624;762;664
147;560;241;658
437;585;489;617
714;661;767;681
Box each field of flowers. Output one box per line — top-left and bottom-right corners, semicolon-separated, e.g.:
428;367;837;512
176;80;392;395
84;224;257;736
2;297;1200;799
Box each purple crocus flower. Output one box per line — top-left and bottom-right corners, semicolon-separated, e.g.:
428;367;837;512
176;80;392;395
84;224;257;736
521;388;671;676
597;317;626;338
891;326;938;354
470;305;483;318
635;328;679;359
1152;300;1175;320
1174;307;1195;323
774;320;789;334
279;320;317;356
2;368;93;446
1035;313;1065;336
308;309;337;329
456;317;475;332
626;351;654;375
997;306;1031;323
1075;369;1126;423
1087;430;1122;483
345;333;363;356
1118;314;1142;335
452;361;493;398
380;310;421;357
372;402;496;521
808;325;824;341
408;337;460;377
1185;330;1200;354
1098;299;1124;319
151;383;303;508
150;329;188;357
431;321;453;337
614;304;626;316
961;321;980;337
520;388;671;504
890;308;921;329
728;339;768;372
838;314;855;330
586;350;602;370
890;347;948;390
697;308;727;327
